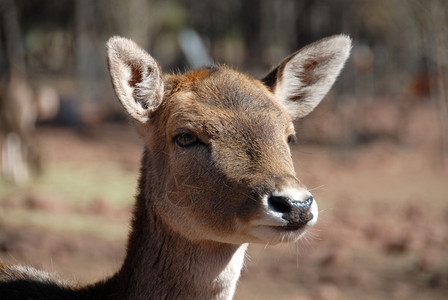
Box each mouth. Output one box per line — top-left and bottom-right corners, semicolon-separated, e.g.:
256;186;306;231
272;224;303;231
244;221;310;241
245;224;308;244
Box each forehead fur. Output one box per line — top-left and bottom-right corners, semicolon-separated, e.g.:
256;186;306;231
164;66;288;115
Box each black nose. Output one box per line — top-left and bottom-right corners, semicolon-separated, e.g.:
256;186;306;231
268;194;314;227
268;195;313;214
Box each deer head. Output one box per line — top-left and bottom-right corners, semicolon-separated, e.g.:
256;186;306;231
106;35;351;245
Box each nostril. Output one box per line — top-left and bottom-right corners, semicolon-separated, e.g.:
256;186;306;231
268;196;293;214
291;195;313;209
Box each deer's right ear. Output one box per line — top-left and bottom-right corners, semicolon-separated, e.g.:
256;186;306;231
106;36;164;124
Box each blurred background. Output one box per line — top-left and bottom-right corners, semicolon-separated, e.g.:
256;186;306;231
0;0;447;299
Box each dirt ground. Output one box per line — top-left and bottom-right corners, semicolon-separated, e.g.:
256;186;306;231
1;118;448;299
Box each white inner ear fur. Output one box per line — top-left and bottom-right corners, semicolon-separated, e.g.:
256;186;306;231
274;35;352;119
106;36;164;124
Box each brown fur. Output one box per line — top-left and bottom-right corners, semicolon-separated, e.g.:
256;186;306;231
0;35;351;299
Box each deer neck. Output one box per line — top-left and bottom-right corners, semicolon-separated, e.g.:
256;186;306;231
92;151;247;300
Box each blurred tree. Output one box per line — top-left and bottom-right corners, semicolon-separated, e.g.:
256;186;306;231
241;0;262;68
0;0;41;183
402;0;448;157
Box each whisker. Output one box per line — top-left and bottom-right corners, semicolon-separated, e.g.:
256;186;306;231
319;207;335;214
308;184;326;192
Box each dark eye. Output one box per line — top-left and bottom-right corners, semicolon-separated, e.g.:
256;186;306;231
174;133;199;147
287;134;298;145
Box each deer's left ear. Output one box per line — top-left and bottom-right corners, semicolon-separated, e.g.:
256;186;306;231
262;35;351;120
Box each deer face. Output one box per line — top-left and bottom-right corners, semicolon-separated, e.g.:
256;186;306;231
107;36;351;245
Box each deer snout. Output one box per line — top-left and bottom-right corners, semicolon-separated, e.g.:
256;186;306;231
267;191;318;228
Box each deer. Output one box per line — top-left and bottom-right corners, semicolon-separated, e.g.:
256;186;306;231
0;35;351;299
